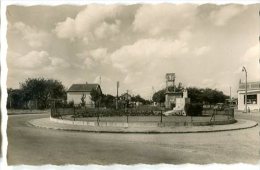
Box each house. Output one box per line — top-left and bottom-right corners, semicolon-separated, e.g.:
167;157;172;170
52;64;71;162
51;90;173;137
67;82;102;107
119;93;133;108
237;81;260;111
120;93;131;101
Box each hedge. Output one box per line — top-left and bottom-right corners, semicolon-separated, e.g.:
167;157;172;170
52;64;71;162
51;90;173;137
185;103;203;116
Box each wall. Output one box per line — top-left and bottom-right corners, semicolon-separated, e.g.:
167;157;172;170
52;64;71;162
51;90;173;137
237;90;260;111
165;93;182;109
67;92;94;107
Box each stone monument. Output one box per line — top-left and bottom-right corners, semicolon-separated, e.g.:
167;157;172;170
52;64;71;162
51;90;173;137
164;73;190;116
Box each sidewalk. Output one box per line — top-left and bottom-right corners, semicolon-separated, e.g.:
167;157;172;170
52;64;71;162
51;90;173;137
8;109;50;115
28;117;258;134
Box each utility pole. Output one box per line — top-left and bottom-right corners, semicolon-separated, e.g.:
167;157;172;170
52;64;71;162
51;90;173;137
152;86;155;103
116;81;119;110
230;86;232;100
125;89;129;112
242;66;247;113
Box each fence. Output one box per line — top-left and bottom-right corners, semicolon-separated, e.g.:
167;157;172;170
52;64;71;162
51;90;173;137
51;106;165;118
50;104;235;126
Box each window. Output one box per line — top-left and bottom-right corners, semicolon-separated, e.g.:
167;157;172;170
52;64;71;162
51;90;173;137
244;94;257;104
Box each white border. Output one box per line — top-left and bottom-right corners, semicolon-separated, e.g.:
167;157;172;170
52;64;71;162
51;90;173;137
1;0;260;5
1;1;8;170
1;1;260;170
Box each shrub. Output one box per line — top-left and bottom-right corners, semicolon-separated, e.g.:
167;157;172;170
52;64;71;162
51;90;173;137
170;103;176;109
185;103;203;116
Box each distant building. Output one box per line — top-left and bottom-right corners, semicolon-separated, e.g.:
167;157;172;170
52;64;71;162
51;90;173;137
67;83;102;107
120;93;131;101
225;98;237;106
165;88;190;110
165;91;183;109
237;81;260;111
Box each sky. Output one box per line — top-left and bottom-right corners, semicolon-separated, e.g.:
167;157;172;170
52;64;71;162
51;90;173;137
6;3;260;99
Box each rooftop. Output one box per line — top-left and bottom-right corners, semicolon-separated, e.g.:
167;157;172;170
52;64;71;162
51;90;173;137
238;81;260;91
67;83;100;92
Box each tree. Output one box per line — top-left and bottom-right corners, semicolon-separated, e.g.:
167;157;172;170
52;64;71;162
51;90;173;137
152;84;228;107
101;94;115;108
7;88;26;109
90;89;102;108
187;87;228;105
131;95;144;103
186;87;203;103
80;94;86;107
19;78;66;109
152;89;166;104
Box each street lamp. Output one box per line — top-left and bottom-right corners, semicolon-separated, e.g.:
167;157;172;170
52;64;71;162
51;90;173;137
242;66;247;113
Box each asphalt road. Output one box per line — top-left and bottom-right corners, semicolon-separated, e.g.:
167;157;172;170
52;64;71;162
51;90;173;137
7;113;260;165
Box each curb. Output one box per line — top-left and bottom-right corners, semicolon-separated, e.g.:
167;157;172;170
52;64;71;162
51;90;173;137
28;118;258;134
50;116;237;127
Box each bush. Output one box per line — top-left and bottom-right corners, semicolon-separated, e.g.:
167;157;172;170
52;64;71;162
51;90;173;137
185;103;203;116
170;103;176;109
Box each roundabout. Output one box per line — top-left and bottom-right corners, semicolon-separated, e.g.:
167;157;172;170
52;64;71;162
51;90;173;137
57;115;237;127
28;115;257;133
8;112;260;164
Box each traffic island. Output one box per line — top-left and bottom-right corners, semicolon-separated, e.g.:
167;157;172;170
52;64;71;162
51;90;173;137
28;117;258;134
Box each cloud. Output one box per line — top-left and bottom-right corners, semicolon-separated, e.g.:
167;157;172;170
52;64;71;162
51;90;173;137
11;22;50;48
240;44;260;81
110;38;188;73
51;57;71;68
53;17;76;41
7;4;259;98
77;48;110;69
194;46;211;56
8;50;51;69
90;48;110;64
133;4;197;36
54;5;122;42
8;50;71;70
210;5;246;26
94;20;121;39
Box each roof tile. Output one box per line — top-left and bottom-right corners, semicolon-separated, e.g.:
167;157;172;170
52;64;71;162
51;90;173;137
67;84;99;92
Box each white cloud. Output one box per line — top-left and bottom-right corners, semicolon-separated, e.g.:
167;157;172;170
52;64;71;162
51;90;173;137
90;48;110;64
51;57;71;68
210;5;246;26
133;4;197;35
54;5;122;42
9;50;51;69
240;44;260;81
241;44;259;63
54;17;76;41
94;20;121;39
83;57;96;69
7;4;259;98
11;22;50;48
194;46;211;56
77;48;110;69
111;38;188;73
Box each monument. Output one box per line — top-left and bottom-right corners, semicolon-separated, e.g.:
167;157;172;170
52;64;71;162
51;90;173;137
164;73;190;116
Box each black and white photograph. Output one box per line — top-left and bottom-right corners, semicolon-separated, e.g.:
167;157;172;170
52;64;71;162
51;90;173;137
2;1;260;168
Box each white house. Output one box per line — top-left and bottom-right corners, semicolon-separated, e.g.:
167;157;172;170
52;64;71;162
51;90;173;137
237;81;260;112
67;83;102;107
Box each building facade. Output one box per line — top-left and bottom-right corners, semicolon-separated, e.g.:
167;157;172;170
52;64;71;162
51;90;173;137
165;91;183;109
67;83;102;107
237;81;260;111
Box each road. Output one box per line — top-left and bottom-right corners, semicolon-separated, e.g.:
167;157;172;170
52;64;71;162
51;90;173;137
7;113;260;165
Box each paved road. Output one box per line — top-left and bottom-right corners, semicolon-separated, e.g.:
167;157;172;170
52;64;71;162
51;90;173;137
235;112;260;124
7;113;260;165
